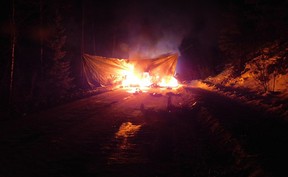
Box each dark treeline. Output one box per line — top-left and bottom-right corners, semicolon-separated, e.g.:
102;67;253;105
0;0;287;113
0;0;82;112
216;0;288;76
180;0;288;79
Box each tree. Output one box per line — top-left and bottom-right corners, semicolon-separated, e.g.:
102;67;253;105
251;54;270;92
9;0;16;106
250;42;287;93
44;11;74;98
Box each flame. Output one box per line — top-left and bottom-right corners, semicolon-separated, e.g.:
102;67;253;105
121;65;152;88
159;76;179;88
120;63;179;92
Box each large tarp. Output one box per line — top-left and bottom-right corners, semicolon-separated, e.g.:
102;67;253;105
82;53;178;88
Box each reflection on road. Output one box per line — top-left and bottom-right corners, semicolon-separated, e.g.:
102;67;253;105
115;122;142;139
108;122;142;164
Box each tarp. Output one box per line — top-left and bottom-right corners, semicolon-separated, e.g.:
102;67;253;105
82;53;178;88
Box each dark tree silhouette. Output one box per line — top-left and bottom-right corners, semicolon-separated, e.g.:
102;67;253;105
217;0;288;79
9;0;16;106
44;10;74;98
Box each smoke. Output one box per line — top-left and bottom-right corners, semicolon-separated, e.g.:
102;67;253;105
127;19;189;58
117;2;191;59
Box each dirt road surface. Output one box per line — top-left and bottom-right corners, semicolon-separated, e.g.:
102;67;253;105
1;87;288;177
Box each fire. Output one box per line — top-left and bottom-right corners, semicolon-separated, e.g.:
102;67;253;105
121;65;152;88
120;63;179;92
159;76;178;88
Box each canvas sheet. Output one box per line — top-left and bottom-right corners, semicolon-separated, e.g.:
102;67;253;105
82;53;178;87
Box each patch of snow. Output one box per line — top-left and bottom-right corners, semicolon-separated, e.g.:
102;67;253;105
201;41;288;119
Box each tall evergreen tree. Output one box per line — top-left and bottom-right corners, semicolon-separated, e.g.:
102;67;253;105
9;0;16;106
45;10;74;98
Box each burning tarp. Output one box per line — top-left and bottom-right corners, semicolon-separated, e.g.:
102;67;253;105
82;53;178;88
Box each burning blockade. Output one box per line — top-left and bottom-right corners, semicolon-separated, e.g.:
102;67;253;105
82;53;180;92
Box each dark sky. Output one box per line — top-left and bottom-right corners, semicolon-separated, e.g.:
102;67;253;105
81;0;224;58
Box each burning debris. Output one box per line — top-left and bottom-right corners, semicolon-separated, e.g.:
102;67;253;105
82;53;181;93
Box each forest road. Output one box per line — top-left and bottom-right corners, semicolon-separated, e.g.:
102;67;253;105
1;87;288;177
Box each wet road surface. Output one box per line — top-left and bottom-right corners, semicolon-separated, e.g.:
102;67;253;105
1;87;288;177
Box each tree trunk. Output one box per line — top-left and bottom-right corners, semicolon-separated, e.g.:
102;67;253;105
92;22;96;55
81;1;85;85
273;72;276;92
9;0;16;106
112;28;116;57
40;0;43;75
81;2;84;56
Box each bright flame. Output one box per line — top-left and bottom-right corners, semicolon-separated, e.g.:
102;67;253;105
159;76;178;88
121;65;152;88
120;63;179;92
